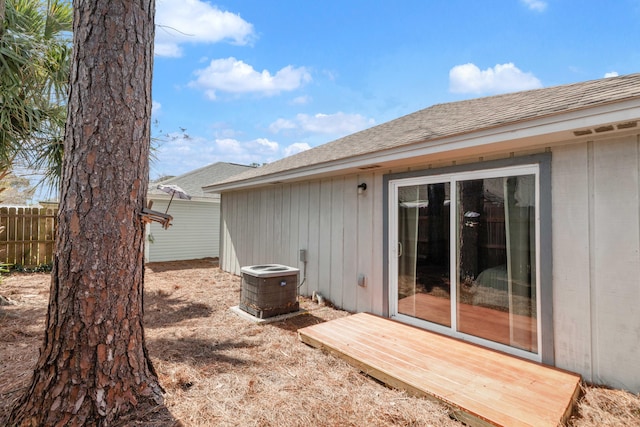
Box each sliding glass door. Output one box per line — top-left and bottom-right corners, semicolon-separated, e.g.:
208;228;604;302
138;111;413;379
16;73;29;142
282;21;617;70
389;165;540;359
396;182;451;326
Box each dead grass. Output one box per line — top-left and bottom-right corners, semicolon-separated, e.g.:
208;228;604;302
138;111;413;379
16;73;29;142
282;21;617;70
1;258;638;426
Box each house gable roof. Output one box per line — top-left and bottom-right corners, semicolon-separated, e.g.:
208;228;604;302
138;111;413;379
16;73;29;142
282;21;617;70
205;73;640;192
149;162;253;199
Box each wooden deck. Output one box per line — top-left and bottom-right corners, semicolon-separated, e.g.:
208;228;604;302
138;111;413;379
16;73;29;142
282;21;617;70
298;313;581;427
398;293;538;352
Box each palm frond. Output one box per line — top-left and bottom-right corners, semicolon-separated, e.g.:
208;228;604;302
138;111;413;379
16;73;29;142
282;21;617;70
0;0;72;188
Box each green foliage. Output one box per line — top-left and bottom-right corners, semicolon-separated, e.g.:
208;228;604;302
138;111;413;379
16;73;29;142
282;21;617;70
10;262;52;273
0;0;72;186
0;262;10;283
0;261;50;284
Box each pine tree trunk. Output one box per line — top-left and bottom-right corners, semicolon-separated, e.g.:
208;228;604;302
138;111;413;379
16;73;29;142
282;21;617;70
7;1;164;425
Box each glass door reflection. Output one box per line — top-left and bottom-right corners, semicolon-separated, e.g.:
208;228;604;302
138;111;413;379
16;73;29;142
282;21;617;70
397;182;451;326
456;176;537;353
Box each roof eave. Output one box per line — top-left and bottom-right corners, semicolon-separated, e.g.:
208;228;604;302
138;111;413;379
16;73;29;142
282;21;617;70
147;193;219;202
204;98;640;193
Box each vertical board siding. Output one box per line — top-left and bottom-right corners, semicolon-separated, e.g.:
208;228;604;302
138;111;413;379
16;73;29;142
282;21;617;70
297;183;310;296
342;175;359;312
260;188;270;262
552;134;640;392
271;185;289;264
280;185;292;267
232;192;242;272
226;192;239;274
146;200;219;262
318;180;333;300
307;182;321;296
286;184;300;277
591;136;640;390
330;179;345;309
220;195;230;269
370;172;386;314
551;144;593;378
246;191;254;267
220;173;384;314
356;173;374;313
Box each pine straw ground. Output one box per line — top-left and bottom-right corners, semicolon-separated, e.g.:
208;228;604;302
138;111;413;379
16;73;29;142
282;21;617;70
0;259;638;426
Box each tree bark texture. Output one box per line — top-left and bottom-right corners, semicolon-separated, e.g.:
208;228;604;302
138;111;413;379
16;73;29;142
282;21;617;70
8;1;161;425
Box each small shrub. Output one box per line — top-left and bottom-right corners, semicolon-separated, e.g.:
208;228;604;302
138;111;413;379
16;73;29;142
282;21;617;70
0;263;11;284
10;263;53;273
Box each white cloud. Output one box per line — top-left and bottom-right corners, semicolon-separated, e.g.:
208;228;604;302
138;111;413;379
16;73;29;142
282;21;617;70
152;101;162;115
153;122;370;178
323;69;338;81
449;63;543;95
297;112;375;134
269;118;296;133
215;138;244;154
155;0;255;57
211;124;242;140
521;0;547;12
154;43;182;58
190;57;312;100
291;95;311;105
604;71;619;78
270;112;375;135
254;138;279;152
214;137;279;160
284;142;311;157
151;133;282;178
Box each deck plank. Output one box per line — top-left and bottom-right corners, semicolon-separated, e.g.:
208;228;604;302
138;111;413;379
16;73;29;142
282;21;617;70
298;312;580;427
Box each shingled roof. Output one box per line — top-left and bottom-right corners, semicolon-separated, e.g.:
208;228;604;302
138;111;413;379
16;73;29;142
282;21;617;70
206;73;640;190
149;162;253;199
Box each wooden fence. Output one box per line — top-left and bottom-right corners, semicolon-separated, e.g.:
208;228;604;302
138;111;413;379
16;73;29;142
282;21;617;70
0;207;58;267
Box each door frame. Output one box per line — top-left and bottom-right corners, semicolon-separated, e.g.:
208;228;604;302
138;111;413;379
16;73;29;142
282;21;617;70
382;154;555;365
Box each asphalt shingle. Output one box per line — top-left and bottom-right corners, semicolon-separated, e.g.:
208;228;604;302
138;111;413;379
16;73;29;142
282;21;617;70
209;73;640;188
149;162;253;198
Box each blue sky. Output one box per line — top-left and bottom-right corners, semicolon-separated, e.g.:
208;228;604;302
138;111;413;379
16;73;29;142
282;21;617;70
149;0;640;179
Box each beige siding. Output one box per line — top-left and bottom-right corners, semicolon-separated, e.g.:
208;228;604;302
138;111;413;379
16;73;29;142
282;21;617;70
370;173;386;313
341;175;359;311
329;179;344;308
146;199;220;262
220;173;384;314
551;143;593;377
552;134;640;391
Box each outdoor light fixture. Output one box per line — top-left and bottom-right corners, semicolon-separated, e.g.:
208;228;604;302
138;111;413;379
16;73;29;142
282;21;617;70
357;183;367;194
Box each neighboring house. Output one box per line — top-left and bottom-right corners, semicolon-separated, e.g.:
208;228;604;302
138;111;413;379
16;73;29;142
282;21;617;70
204;73;640;392
145;162;253;262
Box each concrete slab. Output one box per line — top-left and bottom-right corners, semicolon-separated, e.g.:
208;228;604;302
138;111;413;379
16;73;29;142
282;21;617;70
229;305;308;324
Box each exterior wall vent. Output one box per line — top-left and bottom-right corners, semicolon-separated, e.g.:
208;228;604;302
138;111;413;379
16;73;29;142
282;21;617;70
594;125;615;133
573;121;638;137
617;121;638;130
